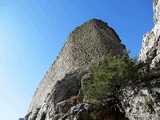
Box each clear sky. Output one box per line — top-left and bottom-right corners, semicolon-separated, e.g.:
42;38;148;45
0;0;153;119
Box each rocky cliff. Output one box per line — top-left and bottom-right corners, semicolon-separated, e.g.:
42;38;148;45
139;0;160;69
25;0;160;120
120;78;160;120
122;0;160;119
25;19;126;120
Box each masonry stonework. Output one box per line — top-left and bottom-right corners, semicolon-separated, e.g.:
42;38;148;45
27;19;126;117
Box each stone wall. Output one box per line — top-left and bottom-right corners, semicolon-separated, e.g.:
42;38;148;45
139;0;160;69
27;19;126;115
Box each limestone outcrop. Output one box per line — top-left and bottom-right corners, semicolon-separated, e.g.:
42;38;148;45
25;71;93;120
139;0;160;69
25;19;126;120
120;79;160;120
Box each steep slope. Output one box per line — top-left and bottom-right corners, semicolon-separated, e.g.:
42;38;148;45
26;19;126;120
120;0;160;119
139;0;160;69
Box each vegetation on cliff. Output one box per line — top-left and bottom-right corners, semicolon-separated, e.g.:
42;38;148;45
85;51;145;119
86;52;138;102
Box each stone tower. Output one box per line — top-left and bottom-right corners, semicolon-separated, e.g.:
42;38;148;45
26;19;126;119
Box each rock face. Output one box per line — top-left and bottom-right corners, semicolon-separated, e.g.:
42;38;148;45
26;71;94;120
125;0;160;119
25;1;160;119
26;19;126;119
120;79;160;120
154;0;160;24
139;0;160;69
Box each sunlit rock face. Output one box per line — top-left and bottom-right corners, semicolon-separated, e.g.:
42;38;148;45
25;19;126;120
120;79;160;120
139;0;160;69
154;0;160;24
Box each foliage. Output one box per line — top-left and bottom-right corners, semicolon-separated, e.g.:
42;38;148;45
85;51;141;104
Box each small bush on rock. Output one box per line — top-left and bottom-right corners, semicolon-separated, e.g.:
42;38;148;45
85;51;140;105
84;51;144;119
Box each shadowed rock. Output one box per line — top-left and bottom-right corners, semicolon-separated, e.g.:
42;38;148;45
26;19;126;119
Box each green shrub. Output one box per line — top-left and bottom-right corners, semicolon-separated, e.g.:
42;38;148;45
85;51;140;104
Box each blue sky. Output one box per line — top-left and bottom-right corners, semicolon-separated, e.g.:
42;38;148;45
0;0;153;119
